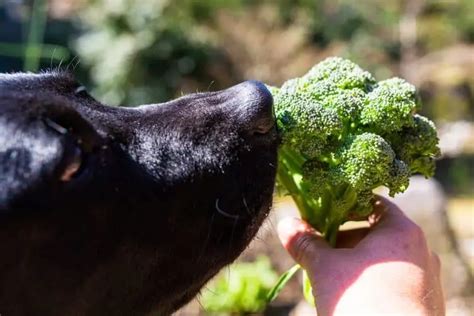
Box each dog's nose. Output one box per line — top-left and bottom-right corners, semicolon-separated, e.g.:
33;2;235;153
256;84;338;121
228;80;275;135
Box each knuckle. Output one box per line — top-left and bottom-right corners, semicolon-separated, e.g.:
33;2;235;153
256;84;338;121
404;223;431;255
406;222;425;241
292;234;315;263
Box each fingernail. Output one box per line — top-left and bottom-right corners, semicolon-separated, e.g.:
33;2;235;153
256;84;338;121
277;217;305;246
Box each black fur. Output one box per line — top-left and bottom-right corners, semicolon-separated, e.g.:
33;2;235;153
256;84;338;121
0;72;278;315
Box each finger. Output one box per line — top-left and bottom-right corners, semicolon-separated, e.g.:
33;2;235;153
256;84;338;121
336;228;370;248
368;196;412;231
363;195;423;245
367;197;388;226
277;217;330;269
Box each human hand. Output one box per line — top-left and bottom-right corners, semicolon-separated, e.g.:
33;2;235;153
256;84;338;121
277;197;444;316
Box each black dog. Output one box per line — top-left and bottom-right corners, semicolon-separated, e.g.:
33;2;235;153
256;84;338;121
0;72;278;315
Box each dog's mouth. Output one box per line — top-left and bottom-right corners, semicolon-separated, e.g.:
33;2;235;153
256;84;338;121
204;81;278;214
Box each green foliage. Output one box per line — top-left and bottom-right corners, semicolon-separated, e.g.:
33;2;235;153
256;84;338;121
75;0;238;105
436;155;474;197
271;57;440;241
201;256;278;314
0;0;71;72
266;264;300;303
302;270;315;307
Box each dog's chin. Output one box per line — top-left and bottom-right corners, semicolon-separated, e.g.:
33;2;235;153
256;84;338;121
208;145;277;255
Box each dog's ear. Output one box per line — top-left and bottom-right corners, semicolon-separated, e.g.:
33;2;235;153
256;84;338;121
0;94;99;214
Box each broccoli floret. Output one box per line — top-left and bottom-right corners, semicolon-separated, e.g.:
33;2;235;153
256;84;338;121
272;57;440;244
386;114;440;177
305;56;376;90
274;91;342;157
361;78;420;133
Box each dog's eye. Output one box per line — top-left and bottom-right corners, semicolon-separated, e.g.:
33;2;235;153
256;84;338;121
74;86;89;97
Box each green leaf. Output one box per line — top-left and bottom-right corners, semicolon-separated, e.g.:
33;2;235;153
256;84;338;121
201;256;278;313
302;270;315;306
266;264;300;302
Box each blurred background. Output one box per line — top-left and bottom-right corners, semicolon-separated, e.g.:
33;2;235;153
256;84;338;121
0;0;472;314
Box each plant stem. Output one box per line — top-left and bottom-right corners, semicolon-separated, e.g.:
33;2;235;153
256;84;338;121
24;0;48;71
324;221;340;247
277;147;324;229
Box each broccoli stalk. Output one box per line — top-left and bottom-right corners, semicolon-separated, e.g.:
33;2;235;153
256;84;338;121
267;57;440;303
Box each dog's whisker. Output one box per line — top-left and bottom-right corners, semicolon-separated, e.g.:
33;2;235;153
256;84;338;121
195;296;205;310
226;217;238;258
201;285;217;296
66;56;78;72
72;58;81;71
225;263;232;281
50;47;56;69
57;58;64;71
253;235;271;247
242;196;251;215
266;216;277;233
196;212;215;265
207;80;215;91
215;199;239;220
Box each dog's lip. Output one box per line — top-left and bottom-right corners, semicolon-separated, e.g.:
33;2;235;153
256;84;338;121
59;145;82;181
55;140;90;183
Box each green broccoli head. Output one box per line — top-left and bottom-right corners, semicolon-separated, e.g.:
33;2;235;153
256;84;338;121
305;56;376;90
361;78;420;133
339;133;409;196
272;57;440;240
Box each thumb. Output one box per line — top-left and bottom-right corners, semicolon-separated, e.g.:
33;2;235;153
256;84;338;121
277;217;330;269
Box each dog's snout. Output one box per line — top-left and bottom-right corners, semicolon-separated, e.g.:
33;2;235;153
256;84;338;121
229;80;275;135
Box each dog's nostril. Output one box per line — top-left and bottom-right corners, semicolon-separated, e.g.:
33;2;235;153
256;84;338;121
229;80;275;136
252;118;275;135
